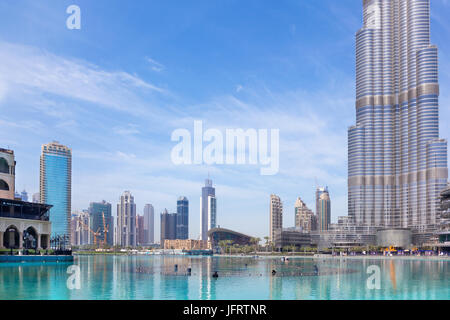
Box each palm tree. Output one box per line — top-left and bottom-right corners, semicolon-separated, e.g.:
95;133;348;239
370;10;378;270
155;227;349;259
250;237;261;254
264;236;269;252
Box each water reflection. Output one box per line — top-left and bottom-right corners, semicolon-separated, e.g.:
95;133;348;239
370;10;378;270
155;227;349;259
0;256;448;300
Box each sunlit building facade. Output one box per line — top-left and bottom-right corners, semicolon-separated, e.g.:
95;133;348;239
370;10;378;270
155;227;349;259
348;0;448;240
116;191;136;247
269;194;283;243
294;197;314;232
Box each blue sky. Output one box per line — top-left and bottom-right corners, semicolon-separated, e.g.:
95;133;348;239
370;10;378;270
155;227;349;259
1;0;450;242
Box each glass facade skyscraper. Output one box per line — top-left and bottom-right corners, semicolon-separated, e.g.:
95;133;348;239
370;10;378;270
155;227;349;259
40;142;72;238
160;209;177;245
88;200;113;246
177;196;189;240
348;0;448;237
143;204;154;244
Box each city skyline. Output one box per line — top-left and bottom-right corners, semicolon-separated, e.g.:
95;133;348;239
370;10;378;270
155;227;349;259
1;0;450;240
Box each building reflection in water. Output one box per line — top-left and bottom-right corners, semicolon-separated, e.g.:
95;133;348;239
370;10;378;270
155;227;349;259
0;257;448;299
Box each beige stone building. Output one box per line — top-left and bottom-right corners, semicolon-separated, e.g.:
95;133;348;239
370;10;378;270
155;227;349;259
294;197;314;232
164;239;211;250
269;194;283;243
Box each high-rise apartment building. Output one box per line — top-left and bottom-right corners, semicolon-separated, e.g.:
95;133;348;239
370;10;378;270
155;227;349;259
177;196;189;240
200;179;216;241
71;210;90;246
143;204;155;244
116;191;137;247
160;209;177;245
89;200;113;246
348;0;448;239
40;142;72;238
294;197;314;232
269;194;283;243
318;191;331;231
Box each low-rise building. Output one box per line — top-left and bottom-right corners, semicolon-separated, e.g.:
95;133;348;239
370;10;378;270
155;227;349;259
273;228;311;250
164;239;211;250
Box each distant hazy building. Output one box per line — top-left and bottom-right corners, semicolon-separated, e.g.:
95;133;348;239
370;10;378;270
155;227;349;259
269;194;283;243
40;142;72;239
116;191;137;247
20;190;28;202
200;179;216;241
177;196;189;240
0;148;15;200
14;191;21;200
160;209;177;245
318;191;331;231
71;210;90;246
32;192;40;204
89;200;113;246
294;197;314;232
143;204;154;244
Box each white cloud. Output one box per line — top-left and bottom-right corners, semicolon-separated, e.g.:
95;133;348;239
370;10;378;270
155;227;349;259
146;57;165;72
0;42;167;116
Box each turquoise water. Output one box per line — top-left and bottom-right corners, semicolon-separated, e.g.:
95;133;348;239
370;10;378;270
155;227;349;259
0;255;448;300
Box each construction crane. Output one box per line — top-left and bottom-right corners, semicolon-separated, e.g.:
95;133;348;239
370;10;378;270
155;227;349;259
101;211;109;246
79;219;102;246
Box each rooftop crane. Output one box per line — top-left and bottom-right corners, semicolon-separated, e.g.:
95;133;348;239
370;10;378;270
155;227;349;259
79;219;102;246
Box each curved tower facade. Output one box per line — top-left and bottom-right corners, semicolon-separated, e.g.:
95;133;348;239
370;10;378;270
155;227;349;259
348;0;448;237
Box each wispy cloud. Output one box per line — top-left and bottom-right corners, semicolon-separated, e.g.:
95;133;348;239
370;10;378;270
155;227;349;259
0;42;167;116
146;57;165;72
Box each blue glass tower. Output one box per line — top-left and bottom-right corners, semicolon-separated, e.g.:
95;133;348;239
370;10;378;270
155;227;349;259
40;142;72;239
176;196;189;239
348;0;448;239
89;201;113;246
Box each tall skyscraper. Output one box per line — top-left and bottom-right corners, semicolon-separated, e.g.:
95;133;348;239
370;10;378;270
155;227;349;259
160;209;177;245
200;179;216;241
40;142;72;238
348;0;448;239
137;215;145;246
0;148;15;201
294;197;314;232
143;204;154;244
88;200;113;246
177;196;189;240
315;187;328;217
269;194;283;243
116;191;136;247
318;191;331;231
